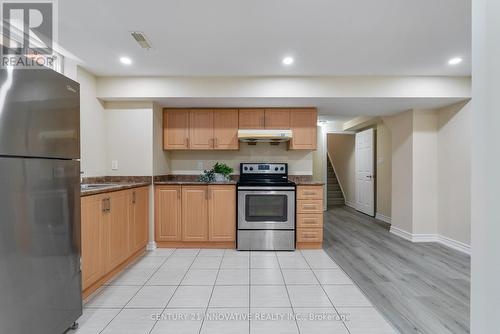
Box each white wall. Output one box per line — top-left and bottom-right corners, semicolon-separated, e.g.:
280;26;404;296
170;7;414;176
471;0;500;331
104;107;154;176
96;76;471;100
78;67;106;177
168;143;313;175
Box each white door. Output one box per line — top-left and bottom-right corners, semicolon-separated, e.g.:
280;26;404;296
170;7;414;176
355;128;375;216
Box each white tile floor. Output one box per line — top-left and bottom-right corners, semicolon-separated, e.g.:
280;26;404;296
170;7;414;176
75;249;397;334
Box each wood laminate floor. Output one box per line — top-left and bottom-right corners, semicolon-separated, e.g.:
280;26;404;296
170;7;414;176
323;206;470;334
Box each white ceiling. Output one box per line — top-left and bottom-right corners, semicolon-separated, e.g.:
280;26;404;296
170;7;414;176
155;97;467;121
59;0;471;76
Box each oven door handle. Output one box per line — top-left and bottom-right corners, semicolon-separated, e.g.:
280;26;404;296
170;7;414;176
237;187;296;191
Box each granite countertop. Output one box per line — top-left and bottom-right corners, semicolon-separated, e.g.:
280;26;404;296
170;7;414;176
81;182;151;197
294;181;325;186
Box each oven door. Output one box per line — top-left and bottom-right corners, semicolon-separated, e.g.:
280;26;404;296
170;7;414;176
238;187;295;230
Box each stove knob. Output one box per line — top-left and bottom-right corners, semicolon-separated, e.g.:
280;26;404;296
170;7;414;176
244;167;248;171
249;167;254;171
274;167;279;171
280;167;285;171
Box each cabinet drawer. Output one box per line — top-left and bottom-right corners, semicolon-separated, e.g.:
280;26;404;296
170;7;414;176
297;200;323;213
297;214;323;228
297;186;323;200
297;228;323;243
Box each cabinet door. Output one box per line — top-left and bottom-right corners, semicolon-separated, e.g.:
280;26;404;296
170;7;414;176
213;109;239;150
129;187;149;254
265;109;290;129
164;109;190;150
189;109;214;149
155;186;182;241
289;109;317;150
208;185;236;242
182;186;209;241
81;195;105;290
107;191;130;270
238;109;265;129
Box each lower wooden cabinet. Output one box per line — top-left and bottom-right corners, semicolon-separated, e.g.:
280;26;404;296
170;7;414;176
155;184;236;247
296;185;324;249
182;186;209;241
81;187;149;296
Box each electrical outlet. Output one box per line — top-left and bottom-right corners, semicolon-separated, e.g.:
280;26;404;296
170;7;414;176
111;160;118;170
197;161;204;170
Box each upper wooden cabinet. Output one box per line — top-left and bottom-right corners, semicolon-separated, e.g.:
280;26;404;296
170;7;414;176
289;108;317;150
164;107;317;151
213;109;239;150
164;108;238;150
164;109;190;150
189;109;214;149
238;109;265;129
265;109;290;129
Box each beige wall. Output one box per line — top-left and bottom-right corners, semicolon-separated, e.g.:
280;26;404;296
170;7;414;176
153;103;170;175
168;143;313;175
376;122;392;218
437;101;471;245
383;110;414;233
327;134;356;205
412;110;439;235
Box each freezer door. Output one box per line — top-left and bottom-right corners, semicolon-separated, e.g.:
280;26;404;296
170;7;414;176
0;68;80;159
0;157;82;334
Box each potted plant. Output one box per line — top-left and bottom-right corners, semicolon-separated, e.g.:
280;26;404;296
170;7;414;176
213;162;234;182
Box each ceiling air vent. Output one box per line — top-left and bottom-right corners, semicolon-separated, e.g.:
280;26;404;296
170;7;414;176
130;31;152;49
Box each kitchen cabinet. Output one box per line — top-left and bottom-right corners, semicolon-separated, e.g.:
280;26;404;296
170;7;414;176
208;185;236;241
155;184;236;247
265;109;290;129
238;109;265;129
106;190;130;270
213;109;239;149
289;108;317;150
155;185;182;241
164;109;190;150
189;109;214;149
129;187;149;253
81;194;106;290
182;186;209;241
296;184;324;249
81;187;149;297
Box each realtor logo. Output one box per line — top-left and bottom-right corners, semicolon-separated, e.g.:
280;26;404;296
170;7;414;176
1;0;57;68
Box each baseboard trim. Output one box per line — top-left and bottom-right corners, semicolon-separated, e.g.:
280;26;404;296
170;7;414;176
345;201;357;209
375;213;392;224
389;227;470;255
146;241;157;251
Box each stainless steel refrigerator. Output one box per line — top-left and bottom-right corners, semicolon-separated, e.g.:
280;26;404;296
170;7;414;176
0;67;82;334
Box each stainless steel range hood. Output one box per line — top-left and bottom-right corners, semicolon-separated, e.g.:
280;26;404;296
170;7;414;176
238;129;293;143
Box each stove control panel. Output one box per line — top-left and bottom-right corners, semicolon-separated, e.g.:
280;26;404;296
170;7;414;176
240;163;287;174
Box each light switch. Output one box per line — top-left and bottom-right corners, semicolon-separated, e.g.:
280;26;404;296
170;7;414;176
111;160;118;170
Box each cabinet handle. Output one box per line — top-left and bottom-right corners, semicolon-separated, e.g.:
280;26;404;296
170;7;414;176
186;137;189;147
303;191;316;195
177;190;181;200
303;205;316;209
214;138;217;148
107;198;111;213
102;198;107;213
205;189;208;200
132;191;136;204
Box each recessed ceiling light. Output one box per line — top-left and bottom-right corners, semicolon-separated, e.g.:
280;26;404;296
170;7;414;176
448;57;462;65
120;56;132;65
282;56;294;66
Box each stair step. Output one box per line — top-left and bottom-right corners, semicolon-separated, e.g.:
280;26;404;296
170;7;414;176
328;185;341;191
328;190;344;198
328;199;346;205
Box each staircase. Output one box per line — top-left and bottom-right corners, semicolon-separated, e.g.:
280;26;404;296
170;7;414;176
327;156;345;207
